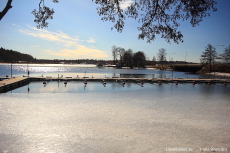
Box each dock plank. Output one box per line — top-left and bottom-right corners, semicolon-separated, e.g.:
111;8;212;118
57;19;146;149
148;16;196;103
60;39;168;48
0;77;27;86
0;77;29;92
0;76;229;93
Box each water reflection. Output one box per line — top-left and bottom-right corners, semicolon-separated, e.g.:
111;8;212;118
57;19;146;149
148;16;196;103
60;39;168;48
1;64;226;79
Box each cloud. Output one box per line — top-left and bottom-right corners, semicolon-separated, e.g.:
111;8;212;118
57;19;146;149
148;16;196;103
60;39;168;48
18;26;108;59
19;27;81;47
120;0;133;10
12;24;20;27
44;49;52;52
48;45;108;59
30;45;39;48
86;38;96;43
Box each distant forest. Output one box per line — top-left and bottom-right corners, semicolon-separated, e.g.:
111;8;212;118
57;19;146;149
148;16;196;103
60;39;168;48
0;47;109;64
0;47;35;63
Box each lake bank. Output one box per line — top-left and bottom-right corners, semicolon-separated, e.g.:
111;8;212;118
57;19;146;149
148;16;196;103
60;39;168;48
205;72;230;77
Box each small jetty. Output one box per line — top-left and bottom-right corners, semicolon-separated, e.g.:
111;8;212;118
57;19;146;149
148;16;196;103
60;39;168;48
0;76;229;93
29;76;230;84
0;77;30;92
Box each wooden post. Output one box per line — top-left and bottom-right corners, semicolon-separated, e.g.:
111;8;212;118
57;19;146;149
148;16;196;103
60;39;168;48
11;63;12;78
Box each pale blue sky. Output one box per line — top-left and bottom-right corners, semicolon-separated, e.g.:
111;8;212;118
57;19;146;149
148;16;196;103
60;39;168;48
0;0;229;63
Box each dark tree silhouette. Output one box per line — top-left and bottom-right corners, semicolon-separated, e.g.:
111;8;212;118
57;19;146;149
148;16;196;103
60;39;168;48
111;46;125;66
31;0;59;28
133;51;146;67
157;48;167;68
220;45;230;64
94;0;217;43
112;45;118;64
0;47;34;63
1;0;217;43
0;0;12;20
200;44;218;72
123;49;133;68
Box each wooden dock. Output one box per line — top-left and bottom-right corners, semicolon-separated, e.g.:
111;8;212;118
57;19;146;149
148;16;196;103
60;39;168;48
29;76;230;83
0;76;229;93
0;77;30;92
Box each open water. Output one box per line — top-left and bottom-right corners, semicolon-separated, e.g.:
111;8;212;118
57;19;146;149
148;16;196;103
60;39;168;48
0;64;230;152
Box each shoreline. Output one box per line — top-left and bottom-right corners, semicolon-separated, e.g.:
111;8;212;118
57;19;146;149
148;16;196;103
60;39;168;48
1;63;229;77
205;72;230;77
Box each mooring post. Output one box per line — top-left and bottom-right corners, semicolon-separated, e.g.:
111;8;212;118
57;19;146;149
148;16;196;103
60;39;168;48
11;63;12;78
27;62;30;77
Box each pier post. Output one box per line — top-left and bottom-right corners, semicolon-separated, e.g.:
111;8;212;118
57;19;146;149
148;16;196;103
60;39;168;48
11;63;12;78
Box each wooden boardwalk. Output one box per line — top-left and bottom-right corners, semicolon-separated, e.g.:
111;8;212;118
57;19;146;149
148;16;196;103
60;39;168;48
0;77;29;92
30;76;230;84
0;76;229;93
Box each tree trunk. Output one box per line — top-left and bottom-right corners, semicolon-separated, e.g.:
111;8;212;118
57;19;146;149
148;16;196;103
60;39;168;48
209;58;212;73
0;0;13;20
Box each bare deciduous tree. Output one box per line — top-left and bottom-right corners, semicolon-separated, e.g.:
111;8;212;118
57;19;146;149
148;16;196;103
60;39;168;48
1;0;217;43
31;0;59;29
220;45;230;64
111;46;125;66
200;44;218;72
94;0;217;43
157;48;167;68
0;0;13;20
112;45;118;64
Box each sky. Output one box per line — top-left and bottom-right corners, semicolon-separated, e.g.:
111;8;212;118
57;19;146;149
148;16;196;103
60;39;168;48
0;0;230;63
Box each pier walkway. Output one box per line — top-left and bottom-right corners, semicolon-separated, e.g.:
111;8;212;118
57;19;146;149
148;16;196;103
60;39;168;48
30;76;230;83
0;76;229;93
0;77;30;92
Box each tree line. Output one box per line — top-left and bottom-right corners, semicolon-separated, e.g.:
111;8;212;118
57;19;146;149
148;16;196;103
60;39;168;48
112;46;146;68
0;47;35;63
0;47;111;64
200;44;230;73
112;46;173;68
112;44;230;74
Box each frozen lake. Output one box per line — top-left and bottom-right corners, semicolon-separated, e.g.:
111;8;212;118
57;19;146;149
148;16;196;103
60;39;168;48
0;64;229;152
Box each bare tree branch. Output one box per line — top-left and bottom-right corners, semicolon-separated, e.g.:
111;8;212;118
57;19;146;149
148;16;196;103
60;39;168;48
93;0;217;43
31;0;59;29
0;0;217;44
0;0;13;21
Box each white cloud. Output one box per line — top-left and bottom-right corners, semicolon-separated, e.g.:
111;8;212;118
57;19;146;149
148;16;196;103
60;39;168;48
44;49;52;52
120;0;133;10
19;27;81;47
47;45;108;59
30;45;39;48
18;26;108;59
86;38;96;43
